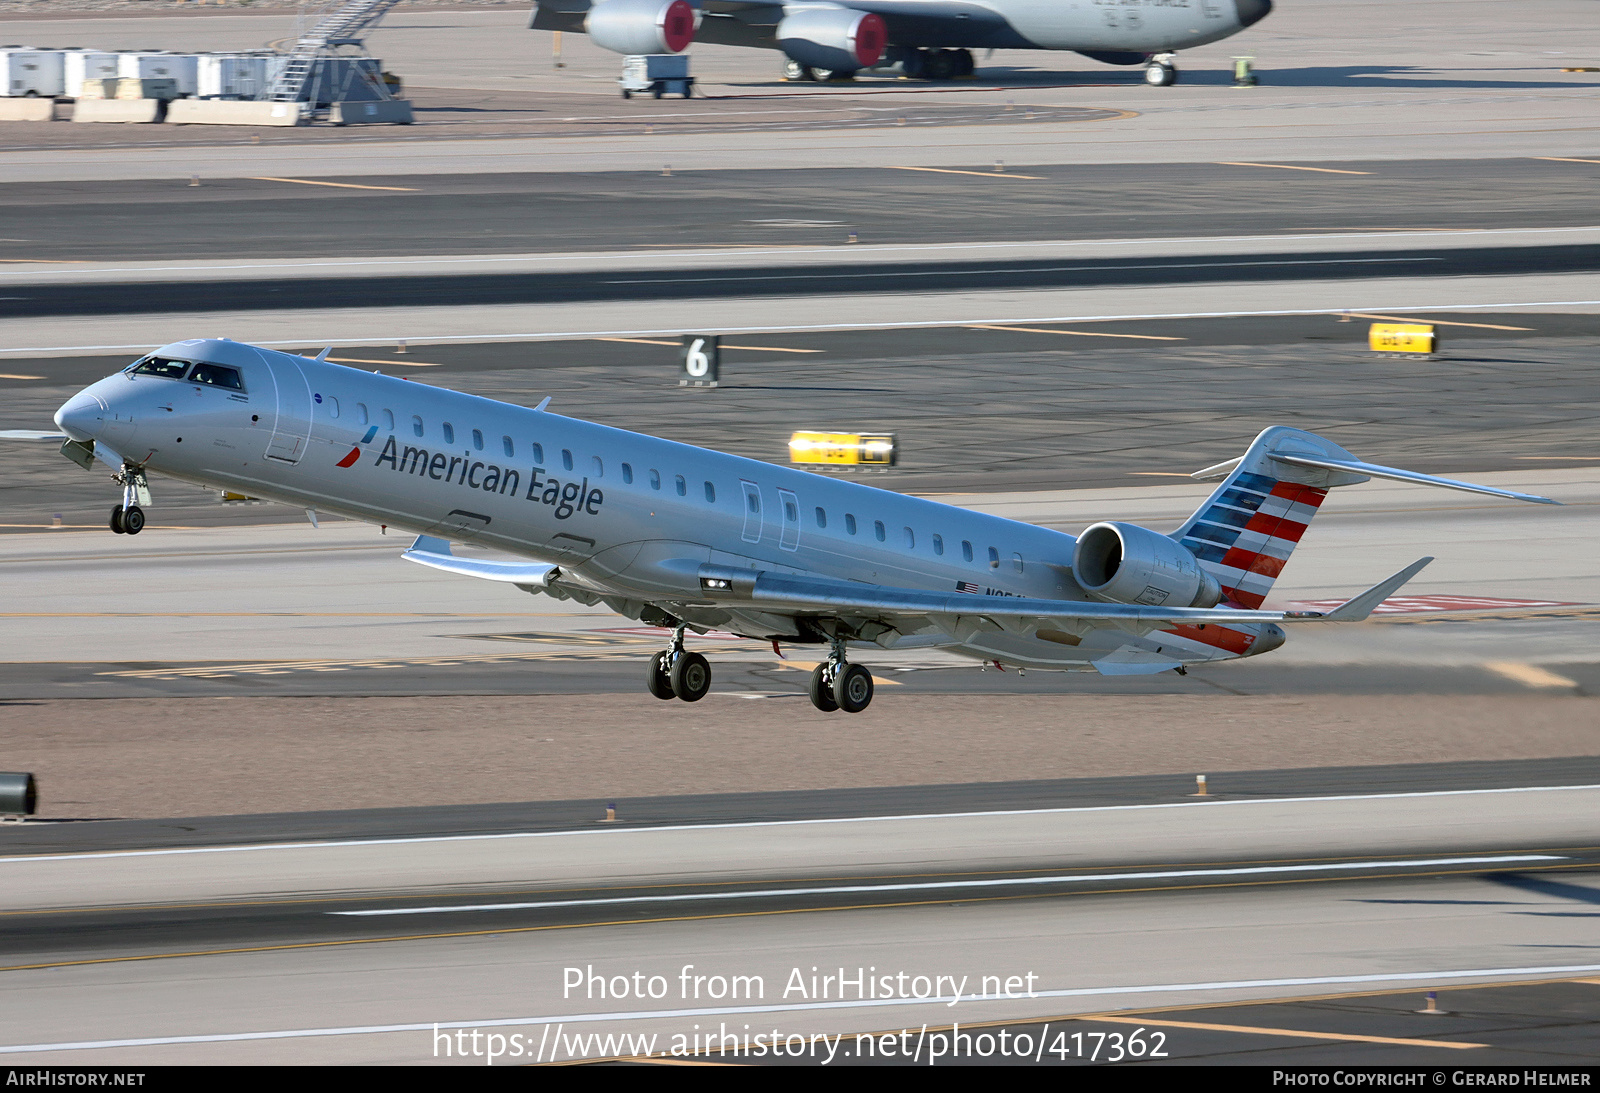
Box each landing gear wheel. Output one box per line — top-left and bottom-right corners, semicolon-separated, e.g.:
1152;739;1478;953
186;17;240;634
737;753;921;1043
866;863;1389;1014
670;650;711;702
833;663;874;714
783;59;815;82
122;505;145;535
1144;61;1177;87
621;89;632;99
808;662;839;712
923;49;957;80
954;48;975;77
811;67;837;82
109;505;126;534
646;651;675;700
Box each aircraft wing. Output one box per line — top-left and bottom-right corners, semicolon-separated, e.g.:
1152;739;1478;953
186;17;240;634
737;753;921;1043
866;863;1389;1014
0;430;69;440
693;559;1432;639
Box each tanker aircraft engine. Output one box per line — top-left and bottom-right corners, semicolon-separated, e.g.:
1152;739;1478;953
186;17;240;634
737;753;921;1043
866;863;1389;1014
531;0;1273;85
12;339;1558;715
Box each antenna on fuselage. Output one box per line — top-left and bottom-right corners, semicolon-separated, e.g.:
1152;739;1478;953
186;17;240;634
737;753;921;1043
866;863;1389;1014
313;346;332;362
534;397;551;412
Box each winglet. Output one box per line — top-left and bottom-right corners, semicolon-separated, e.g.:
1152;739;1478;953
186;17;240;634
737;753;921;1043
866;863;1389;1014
1310;557;1434;622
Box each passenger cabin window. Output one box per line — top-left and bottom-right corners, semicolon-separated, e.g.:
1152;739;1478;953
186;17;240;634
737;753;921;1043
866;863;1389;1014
327;396;339;418
562;449;574;471
815;507;827;529
845;514;857;535
357;403;370;425
988;547;1000;569
1013;552;1025;573
650;469;661;490
412;416;424;438
785;499;798;523
502;436;514;458
592;456;604;477
675;475;687;497
472;429;484;451
704;481;716;503
532;443;544;464
189;363;244;390
874;520;886;542
442;423;455;445
130;357;190;380
904;527;915;550
933;534;944;556
622;463;634;484
962;541;974;562
383;409;394;430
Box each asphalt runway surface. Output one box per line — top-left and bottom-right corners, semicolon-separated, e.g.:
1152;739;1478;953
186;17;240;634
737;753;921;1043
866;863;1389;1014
6;158;1600;262
6;243;1596;320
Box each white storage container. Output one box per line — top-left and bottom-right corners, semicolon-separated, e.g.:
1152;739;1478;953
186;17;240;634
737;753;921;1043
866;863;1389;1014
1;49;66;97
62;50;119;98
117;53;197;97
197;53;278;100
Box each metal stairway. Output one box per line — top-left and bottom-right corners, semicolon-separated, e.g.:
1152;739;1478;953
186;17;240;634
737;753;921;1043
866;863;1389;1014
266;0;401;107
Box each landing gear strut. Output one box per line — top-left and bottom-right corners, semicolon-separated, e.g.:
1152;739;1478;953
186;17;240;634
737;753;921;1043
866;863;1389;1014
109;464;150;535
646;625;712;702
808;639;875;714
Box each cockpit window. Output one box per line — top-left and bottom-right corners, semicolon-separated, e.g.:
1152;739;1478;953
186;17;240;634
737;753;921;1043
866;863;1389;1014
188;363;245;391
129;357;191;380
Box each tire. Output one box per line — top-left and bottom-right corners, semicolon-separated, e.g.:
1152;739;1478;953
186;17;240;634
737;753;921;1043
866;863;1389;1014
109;505;125;534
783;59;814;82
122;505;145;535
811;68;836;82
955;49;975;77
808;663;839;712
924;50;957;80
833;663;874;714
646;651;675;700
670;650;711;702
1144;63;1176;87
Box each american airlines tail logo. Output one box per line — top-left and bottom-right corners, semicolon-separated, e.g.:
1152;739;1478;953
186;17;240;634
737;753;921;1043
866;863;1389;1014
336;426;380;468
367;434;605;521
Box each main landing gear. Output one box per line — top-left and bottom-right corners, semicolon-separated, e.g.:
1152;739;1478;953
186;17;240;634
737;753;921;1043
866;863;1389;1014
1144;52;1179;87
647;625;712;702
108;464;151;535
808;639;874;714
899;48;974;81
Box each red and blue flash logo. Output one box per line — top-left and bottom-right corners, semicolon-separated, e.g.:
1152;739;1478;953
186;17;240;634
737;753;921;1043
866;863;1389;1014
336;426;379;468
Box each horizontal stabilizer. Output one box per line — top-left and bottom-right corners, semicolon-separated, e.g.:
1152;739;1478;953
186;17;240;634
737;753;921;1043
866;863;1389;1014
402;536;561;587
1296;557;1434;623
1271;454;1559;505
0;430;68;441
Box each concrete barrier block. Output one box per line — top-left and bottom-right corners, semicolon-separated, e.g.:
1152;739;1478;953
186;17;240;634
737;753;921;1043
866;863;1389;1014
330;99;413;125
166;99;300;127
0;97;54;121
72;98;163;123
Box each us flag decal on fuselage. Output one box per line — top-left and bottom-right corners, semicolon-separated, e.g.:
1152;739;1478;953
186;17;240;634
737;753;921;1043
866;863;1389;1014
1177;470;1327;609
956;581;982;594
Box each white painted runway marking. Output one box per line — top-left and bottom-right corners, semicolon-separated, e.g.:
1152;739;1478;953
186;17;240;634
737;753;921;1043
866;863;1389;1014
7;963;1600;1054
2;784;1597;864
330;855;1565;917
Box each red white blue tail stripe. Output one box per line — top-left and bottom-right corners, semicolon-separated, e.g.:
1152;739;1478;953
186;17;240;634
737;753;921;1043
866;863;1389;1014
1174;470;1326;609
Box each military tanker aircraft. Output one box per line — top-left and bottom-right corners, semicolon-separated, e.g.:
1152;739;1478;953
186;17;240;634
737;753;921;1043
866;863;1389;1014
532;0;1272;85
11;338;1556;714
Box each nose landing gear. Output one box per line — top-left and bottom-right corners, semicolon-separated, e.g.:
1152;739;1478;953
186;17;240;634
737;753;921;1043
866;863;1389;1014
646;625;712;702
1144;52;1179;87
808;639;875;713
109;465;151;535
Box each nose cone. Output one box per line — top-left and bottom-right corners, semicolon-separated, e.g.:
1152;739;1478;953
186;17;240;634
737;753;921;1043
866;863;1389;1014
54;394;104;443
1234;0;1271;28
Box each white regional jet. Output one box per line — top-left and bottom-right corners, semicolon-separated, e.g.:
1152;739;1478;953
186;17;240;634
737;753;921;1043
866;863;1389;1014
533;0;1272;86
23;338;1556;714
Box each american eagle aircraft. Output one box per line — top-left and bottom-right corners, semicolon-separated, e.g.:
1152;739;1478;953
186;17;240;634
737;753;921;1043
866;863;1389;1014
533;0;1271;86
20;337;1556;714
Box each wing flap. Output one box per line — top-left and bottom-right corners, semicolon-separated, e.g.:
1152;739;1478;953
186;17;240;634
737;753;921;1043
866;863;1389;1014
402;535;561;588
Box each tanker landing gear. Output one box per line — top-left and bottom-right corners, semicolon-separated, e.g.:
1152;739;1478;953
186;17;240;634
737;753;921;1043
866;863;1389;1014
1144;52;1178;87
109;464;150;535
782;59;855;82
904;48;974;81
647;626;711;702
808;640;874;714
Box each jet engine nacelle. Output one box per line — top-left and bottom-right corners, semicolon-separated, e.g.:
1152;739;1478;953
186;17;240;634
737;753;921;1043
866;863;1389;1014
585;0;697;55
1073;521;1223;608
775;9;887;72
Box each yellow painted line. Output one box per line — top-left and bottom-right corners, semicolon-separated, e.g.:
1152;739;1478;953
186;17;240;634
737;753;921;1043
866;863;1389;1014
328;356;443;368
1483;661;1579;689
966;324;1184;341
1128;472;1194;477
1089;1014;1484;1049
0;373;44;380
598;337;679;346
1218;162;1371;175
723;345;821;354
1534;157;1600;165
776;659;901;685
1338;311;1533;331
887;166;1046;180
251;176;417;192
